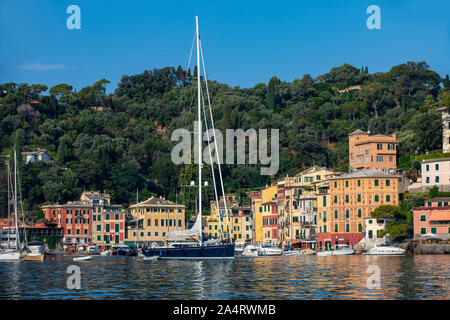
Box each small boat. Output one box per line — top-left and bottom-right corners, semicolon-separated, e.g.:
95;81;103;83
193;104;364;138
73;255;92;262
282;244;305;256
258;245;283;256
0;249;21;261
23;253;45;261
143;256;159;261
23;240;46;261
316;250;333;256
331;244;355;255
363;243;405;256
283;250;305;256
234;242;246;256
100;250;111;256
241;245;260;257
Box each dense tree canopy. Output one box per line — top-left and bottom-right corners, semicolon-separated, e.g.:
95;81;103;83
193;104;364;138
0;62;448;221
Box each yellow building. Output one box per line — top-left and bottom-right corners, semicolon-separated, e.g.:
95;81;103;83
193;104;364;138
80;191;126;250
317;170;400;249
252;185;278;245
293;166;337;187
206;195;252;242
125;196;186;247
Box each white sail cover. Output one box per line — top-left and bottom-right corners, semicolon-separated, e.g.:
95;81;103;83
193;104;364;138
166;213;202;240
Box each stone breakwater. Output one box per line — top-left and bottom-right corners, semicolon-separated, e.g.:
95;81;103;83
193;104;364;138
399;242;450;255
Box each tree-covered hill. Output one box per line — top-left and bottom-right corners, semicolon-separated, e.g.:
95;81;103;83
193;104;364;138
0;62;449;220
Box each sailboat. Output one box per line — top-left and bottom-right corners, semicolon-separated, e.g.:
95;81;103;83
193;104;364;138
0;150;21;261
143;16;234;259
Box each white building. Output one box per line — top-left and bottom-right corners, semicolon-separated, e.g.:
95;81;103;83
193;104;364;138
21;148;52;164
421;158;450;192
364;217;391;245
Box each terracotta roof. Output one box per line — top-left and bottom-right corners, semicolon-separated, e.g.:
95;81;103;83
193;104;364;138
429;197;450;202
82;191;110;200
41;201;92;209
328;169;400;180
422;158;450;164
349;129;368;136
130;196;185;208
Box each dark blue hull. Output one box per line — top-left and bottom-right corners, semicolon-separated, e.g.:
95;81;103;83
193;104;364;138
143;244;235;260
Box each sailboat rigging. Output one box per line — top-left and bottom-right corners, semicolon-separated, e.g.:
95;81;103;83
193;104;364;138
142;16;234;259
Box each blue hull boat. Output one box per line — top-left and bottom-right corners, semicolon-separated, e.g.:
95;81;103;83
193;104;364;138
143;244;234;260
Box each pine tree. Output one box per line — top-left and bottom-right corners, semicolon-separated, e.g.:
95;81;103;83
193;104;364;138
266;76;280;112
56;140;68;165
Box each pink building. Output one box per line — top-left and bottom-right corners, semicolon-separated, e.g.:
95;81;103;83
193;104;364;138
413;197;450;240
421;158;450;192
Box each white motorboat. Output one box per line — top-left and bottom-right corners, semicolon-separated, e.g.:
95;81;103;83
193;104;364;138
241;245;260;257
331;244;355;255
282;249;305;256
143;256;159;261
364;243;405;256
100;250;111;256
73;255;92;261
234;242;246;256
316;250;333;256
0;249;21;260
258;245;283;256
25;240;45;254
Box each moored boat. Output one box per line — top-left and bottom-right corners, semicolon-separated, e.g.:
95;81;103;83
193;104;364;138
73;255;92;261
331;244;355;255
240;245;260;257
258;245;283;256
363;243;405;256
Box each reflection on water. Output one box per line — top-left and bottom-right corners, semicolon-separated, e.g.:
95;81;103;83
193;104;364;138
0;255;448;299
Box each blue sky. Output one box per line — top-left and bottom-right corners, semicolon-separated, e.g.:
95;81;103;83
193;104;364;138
1;0;449;93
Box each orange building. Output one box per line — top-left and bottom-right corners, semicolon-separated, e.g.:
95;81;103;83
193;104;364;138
349;129;398;173
317;170;400;249
413;197;450;239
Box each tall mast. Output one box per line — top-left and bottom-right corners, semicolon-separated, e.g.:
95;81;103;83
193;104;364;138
196;15;202;246
6;161;10;248
135;188;138;249
13;150;20;251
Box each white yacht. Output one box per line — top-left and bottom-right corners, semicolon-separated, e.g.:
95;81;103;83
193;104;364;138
331;244;355;255
241;245;259;257
317;244;354;256
364;243;405;256
234;242;246;256
258;245;283;256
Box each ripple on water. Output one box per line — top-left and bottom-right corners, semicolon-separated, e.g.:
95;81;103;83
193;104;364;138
0;255;449;299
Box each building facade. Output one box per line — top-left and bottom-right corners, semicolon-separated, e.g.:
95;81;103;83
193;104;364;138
125;196;186;246
206;195;252;242
364;217;392;245
349;129;398;173
421;158;450;192
252;185;278;245
413;197;450;240
438;107;450;153
42;201;93;250
317;170;400;249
